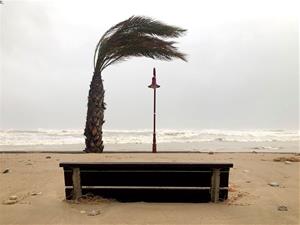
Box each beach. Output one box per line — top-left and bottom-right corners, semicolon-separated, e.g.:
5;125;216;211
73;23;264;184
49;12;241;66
2;0;299;224
0;152;299;225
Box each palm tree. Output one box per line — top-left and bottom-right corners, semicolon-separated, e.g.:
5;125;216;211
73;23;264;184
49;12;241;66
84;16;187;153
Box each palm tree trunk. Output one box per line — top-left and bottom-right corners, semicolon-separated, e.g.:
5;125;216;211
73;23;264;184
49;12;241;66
84;71;105;153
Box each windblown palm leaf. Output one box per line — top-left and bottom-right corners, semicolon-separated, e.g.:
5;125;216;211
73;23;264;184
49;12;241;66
94;16;187;72
84;16;187;153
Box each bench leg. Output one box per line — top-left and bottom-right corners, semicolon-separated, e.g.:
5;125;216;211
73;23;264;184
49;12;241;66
72;168;82;200
211;168;220;203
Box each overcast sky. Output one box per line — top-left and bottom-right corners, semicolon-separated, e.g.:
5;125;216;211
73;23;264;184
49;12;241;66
0;0;299;130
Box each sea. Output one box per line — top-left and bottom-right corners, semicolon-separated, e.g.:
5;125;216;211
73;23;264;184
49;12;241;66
0;129;299;153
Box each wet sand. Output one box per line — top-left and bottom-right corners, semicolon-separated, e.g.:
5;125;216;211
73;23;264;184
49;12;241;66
1;140;298;153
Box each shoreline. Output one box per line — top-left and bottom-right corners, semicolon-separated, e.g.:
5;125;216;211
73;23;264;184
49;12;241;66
0;140;299;153
1;151;300;154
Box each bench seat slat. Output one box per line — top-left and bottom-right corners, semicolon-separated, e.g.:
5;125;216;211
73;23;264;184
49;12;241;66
60;162;233;170
63;170;229;187
65;185;229;190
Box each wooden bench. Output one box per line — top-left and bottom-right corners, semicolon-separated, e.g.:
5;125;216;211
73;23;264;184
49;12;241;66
59;162;233;202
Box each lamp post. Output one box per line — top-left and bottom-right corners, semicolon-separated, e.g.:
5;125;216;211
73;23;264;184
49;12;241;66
148;67;160;153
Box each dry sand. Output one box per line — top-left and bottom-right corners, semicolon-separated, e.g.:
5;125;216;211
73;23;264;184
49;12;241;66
0;152;299;225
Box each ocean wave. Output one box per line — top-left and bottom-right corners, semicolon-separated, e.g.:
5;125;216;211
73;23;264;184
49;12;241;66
0;129;299;146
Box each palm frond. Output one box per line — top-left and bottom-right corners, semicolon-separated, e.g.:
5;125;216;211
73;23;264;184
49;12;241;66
94;16;187;72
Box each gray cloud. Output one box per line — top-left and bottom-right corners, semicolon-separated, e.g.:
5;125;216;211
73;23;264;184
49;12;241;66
0;0;298;130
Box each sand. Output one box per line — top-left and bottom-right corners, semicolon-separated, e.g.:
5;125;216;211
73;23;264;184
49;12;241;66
0;152;299;225
1;140;299;153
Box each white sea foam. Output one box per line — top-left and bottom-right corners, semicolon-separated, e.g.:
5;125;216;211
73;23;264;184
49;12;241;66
0;129;299;146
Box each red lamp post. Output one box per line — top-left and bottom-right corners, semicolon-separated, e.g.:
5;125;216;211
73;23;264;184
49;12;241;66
148;67;160;153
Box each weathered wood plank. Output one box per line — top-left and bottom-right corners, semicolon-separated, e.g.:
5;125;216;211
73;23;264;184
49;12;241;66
72;168;82;200
60;162;233;169
210;168;221;202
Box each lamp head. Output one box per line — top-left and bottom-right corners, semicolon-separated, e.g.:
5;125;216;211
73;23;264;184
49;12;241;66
148;67;160;89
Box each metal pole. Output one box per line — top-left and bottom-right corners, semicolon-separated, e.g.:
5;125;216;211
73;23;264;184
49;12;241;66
148;67;160;153
153;84;157;153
